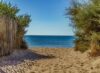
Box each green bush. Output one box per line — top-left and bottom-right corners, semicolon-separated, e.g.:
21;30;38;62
67;0;100;56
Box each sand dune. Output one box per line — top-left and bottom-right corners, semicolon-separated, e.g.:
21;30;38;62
0;48;100;73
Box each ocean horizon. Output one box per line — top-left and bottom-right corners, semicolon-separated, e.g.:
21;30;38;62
24;35;75;48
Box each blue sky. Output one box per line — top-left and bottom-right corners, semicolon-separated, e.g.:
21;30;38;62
3;0;74;35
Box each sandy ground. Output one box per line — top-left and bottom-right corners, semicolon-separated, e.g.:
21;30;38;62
0;48;100;73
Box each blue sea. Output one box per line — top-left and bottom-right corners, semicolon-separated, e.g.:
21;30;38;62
24;35;75;48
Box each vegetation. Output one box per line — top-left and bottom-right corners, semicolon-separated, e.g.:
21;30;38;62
0;1;31;50
16;15;31;49
67;0;100;56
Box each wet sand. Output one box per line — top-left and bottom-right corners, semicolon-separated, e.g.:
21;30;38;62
0;48;100;73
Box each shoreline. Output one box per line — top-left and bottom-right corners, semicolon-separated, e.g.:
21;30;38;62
0;48;100;73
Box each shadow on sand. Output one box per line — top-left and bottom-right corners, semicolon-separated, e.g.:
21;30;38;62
0;49;55;67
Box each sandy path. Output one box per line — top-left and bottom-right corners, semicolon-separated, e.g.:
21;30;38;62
26;48;87;73
0;48;100;73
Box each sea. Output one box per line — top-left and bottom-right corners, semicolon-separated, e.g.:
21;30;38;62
24;35;75;48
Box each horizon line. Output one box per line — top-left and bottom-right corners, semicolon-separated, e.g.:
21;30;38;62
25;34;74;36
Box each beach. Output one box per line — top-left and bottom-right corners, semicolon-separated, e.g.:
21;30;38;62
0;48;100;73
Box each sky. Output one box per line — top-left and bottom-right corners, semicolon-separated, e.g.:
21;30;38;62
2;0;74;36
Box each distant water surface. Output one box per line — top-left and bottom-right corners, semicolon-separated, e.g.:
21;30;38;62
24;35;75;48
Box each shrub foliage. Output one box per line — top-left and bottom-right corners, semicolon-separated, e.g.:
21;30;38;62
67;0;100;56
0;1;31;49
